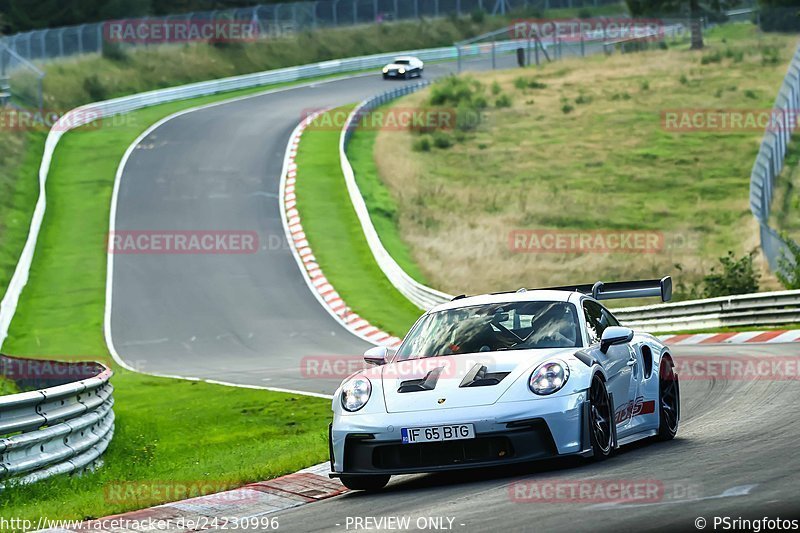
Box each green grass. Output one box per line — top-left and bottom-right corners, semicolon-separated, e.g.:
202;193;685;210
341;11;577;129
348;122;428;284
296;108;424;338
0;375;21;396
0;370;330;521
0;82;357;523
0;131;47;302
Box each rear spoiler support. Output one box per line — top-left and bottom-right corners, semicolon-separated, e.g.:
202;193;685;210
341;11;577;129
540;276;673;302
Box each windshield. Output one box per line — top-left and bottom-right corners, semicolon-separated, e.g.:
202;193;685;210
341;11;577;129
393;59;411;65
396;301;581;359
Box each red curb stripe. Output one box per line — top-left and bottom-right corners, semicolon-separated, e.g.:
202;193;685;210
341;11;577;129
663;334;694;345
746;330;787;343
699;332;737;344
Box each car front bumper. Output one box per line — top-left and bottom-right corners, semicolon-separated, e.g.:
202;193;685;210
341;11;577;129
330;391;590;475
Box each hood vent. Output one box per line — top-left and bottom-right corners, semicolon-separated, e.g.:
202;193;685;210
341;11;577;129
397;366;445;393
459;363;510;388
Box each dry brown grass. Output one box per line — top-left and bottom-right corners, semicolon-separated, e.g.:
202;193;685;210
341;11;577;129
373;28;795;299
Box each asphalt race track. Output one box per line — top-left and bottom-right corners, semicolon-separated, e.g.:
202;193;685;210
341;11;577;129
108;51;800;530
275;343;800;532
109;53;517;394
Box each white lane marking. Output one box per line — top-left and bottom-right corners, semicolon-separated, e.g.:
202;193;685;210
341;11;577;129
103;73;378;396
584;484;757;510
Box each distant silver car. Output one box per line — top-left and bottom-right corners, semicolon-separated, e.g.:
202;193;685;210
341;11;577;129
329;278;680;491
382;56;424;79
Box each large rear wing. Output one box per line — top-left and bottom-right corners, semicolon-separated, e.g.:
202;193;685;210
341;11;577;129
540;276;673;302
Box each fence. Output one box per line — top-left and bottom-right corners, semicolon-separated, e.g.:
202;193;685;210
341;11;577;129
0;355;114;485
0;0;621;64
0;43;45;109
749;43;800;274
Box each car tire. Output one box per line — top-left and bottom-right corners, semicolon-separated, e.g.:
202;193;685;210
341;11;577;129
656;357;679;440
588;374;614;460
339;474;391;491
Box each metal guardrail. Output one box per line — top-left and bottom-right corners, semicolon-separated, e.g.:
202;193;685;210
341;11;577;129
0;355;114;485
614;290;800;333
749;43;800;274
340;82;453;311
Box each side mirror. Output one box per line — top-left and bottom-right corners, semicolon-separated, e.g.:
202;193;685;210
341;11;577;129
600;326;634;354
364;346;393;366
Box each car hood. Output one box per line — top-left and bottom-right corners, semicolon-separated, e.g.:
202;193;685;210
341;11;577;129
384;63;409;70
381;348;576;413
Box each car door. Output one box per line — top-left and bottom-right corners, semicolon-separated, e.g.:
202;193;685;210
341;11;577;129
601;306;642;435
582;300;637;438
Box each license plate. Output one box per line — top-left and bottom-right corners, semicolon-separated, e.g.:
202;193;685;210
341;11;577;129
388;72;397;76
401;424;475;444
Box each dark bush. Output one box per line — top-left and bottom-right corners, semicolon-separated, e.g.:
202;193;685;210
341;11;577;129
702;251;760;298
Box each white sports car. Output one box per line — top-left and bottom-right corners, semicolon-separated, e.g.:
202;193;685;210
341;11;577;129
329;278;680;491
382;56;424;79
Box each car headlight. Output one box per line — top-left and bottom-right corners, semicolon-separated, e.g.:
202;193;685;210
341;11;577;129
529;360;569;395
398;68;405;74
382;67;389;73
341;376;371;412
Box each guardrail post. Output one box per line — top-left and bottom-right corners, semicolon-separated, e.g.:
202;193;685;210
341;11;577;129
492;39;496;69
353;0;358;24
58;28;66;57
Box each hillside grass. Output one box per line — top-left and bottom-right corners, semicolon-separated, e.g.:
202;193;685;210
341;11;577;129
370;24;797;299
295;107;424;338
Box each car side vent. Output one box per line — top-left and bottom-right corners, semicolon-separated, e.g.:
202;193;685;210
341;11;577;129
398;366;445;393
459;363;511;388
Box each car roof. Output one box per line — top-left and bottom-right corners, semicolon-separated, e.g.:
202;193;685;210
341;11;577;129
393;56;416;61
429;289;585;313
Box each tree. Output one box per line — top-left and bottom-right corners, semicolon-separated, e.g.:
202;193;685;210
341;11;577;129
703;251;760;298
777;233;800;290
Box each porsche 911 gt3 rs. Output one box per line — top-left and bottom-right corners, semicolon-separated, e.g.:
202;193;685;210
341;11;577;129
329;278;680;491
